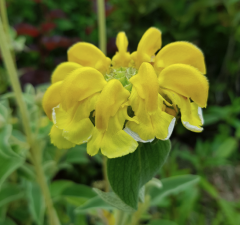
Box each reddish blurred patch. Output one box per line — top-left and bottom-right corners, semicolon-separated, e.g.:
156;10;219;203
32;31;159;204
41;36;80;50
15;23;40;37
85;26;94;35
41;22;56;33
20;67;51;86
105;1;116;17
45;9;66;20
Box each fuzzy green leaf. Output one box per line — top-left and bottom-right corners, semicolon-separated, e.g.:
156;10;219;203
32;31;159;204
26;182;45;225
150;175;200;206
0;184;24;207
107;140;171;209
0;124;25;187
50;180;97;206
0;151;24;187
215;137;238;159
93;188;136;213
75;196;112;213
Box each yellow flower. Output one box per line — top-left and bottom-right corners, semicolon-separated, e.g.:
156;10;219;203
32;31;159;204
42;27;209;158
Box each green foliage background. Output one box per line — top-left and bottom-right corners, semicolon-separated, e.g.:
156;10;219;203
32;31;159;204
0;0;240;224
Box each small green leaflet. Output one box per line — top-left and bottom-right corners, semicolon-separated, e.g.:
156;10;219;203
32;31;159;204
93;188;136;213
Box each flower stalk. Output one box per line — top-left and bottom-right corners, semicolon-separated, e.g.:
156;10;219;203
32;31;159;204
0;18;60;225
97;0;106;54
0;0;15;61
115;210;128;225
103;156;109;192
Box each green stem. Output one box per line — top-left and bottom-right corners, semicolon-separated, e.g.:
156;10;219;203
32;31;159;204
115;210;128;225
0;0;15;61
128;195;150;225
0;18;60;225
103;156;109;192
31;144;61;225
97;0;106;54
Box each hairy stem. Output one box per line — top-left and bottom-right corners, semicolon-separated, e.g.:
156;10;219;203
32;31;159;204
103;156;109;192
0;18;60;225
0;0;15;61
128;195;150;225
115;210;128;225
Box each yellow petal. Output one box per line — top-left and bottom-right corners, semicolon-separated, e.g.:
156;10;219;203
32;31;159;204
102;106;138;158
62;118;93;144
191;102;204;125
87;128;104;156
95;79;130;130
127;88;175;141
151;108;176;140
131;27;162;68
88;105;138;158
158;64;209;108
53;94;99;145
163;89;203;132
68;42;111;73
124;127;154;143
42;81;62;120
101;129;138;158
116;32;128;52
51;62;82;83
112;32;131;68
52;104;77;129
61;67;107;111
130;62;159;113
49;125;75;149
137;27;162;55
155;41;206;74
126;87;155;141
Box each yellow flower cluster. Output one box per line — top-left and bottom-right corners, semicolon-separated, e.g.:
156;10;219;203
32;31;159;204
42;27;209;158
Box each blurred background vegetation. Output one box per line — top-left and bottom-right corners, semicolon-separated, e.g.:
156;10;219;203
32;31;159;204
0;0;240;224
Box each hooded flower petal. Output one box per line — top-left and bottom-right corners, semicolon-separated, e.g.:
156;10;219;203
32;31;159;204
126;88;175;141
154;41;206;74
42;81;62;120
61;67;107;111
162;89;204;132
87;128;104;157
87;105;138;158
125;87;155;141
112;32;131;68
68;42;111;73
95;79;131;130
151;97;176;140
99;105;138;158
50;125;75;149
129;62;159;113
126;63;175;141
87;79;138;158
131;27;161;68
53;94;99;145
158;64;209;108
51;62;82;83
